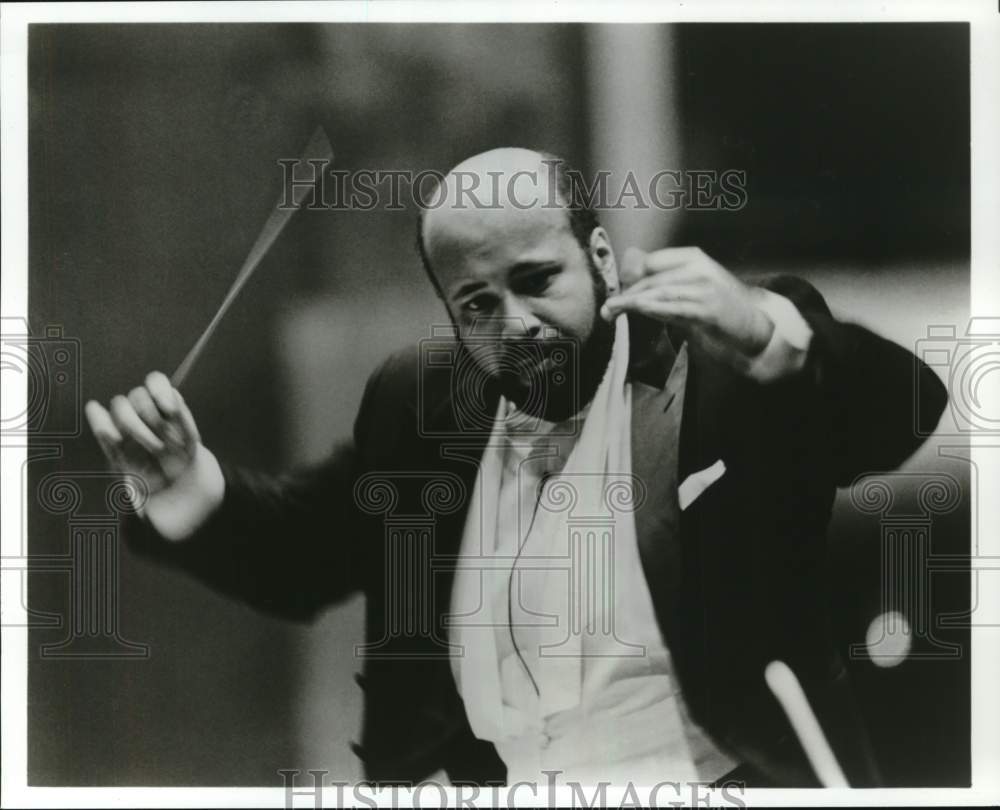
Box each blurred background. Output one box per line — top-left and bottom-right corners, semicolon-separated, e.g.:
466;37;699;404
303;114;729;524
26;23;970;786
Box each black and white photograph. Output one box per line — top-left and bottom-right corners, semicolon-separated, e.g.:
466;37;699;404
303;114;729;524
2;2;998;807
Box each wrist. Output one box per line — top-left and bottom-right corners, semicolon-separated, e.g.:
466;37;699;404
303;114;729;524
744;300;776;358
743;289;814;382
144;445;226;542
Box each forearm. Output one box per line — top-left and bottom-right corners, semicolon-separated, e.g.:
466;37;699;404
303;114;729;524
124;441;366;621
806;315;946;481
757;274;948;483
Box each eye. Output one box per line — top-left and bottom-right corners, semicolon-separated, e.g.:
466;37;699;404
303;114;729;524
513;266;560;297
463;293;497;314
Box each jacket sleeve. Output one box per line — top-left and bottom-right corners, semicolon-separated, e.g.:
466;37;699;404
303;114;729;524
123;358;390;622
759;274;949;485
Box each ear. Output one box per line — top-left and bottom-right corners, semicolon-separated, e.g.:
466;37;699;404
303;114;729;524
588;227;620;294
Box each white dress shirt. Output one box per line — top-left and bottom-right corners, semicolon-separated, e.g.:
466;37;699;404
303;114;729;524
448;296;813;786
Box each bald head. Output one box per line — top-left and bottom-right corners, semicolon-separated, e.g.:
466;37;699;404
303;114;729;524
416;148;600;298
425;147;558;225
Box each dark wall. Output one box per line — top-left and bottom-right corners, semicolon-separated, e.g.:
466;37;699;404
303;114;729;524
674;23;969;266
26;24;323;785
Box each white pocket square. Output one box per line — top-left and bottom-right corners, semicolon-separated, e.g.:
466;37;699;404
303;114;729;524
678;459;727;511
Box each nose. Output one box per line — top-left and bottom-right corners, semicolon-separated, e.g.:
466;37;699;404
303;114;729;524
498;292;542;340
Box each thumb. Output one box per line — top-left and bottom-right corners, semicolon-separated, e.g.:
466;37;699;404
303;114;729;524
620;247;648;291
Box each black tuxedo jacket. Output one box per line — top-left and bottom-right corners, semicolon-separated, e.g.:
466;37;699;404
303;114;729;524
128;275;948;786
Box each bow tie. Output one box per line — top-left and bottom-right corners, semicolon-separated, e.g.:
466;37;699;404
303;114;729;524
500;399;589;436
500;399;589;474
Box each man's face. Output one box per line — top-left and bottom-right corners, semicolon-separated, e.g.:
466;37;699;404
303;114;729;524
425;199;615;422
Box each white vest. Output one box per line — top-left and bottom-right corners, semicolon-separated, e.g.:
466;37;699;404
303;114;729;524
448;318;736;786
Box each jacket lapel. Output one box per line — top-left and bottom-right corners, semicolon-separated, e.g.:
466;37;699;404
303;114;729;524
629;334;687;650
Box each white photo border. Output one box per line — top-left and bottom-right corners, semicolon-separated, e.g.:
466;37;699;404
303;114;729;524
2;1;998;807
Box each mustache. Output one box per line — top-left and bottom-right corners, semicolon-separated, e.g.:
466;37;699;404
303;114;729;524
486;338;576;378
474;319;614;422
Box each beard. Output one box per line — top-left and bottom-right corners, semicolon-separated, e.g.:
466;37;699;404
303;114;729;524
491;265;615;423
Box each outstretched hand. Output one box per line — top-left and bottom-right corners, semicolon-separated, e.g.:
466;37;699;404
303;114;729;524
602;247;775;367
85;371;224;540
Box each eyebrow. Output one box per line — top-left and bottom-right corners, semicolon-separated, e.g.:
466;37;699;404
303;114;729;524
449;280;488;302
508;259;560;279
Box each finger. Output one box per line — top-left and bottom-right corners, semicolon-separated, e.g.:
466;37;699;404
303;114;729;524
85;400;126;466
144;371;180;418
131;383;187;449
619;247;648;290
603;284;703;319
642;246;705;275
613;271;707;299
129;386;167;435
602;295;702;322
145;371;193;448
109;394;166;455
173;391;202;447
